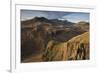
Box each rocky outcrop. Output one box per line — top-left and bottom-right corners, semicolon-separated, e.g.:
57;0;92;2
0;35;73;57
66;32;89;60
42;40;67;61
42;32;89;61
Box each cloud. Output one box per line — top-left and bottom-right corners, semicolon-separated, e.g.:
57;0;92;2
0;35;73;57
21;10;71;20
60;12;89;23
21;10;89;23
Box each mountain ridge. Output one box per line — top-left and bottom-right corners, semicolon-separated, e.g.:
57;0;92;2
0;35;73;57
21;16;90;62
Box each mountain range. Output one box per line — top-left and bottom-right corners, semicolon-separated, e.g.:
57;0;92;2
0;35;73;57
21;17;89;62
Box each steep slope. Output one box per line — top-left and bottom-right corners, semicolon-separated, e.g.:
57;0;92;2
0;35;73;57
42;40;67;61
66;32;89;60
42;32;89;61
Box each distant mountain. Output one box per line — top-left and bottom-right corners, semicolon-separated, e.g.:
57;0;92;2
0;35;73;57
74;21;89;31
50;19;74;27
21;17;74;28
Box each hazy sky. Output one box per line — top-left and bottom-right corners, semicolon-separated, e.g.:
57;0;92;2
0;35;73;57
21;10;89;23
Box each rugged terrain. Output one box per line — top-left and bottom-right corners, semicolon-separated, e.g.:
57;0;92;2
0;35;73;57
21;17;89;62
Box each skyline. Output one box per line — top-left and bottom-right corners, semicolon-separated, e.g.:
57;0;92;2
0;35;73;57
21;10;90;23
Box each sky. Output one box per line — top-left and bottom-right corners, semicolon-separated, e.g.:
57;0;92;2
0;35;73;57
21;10;90;23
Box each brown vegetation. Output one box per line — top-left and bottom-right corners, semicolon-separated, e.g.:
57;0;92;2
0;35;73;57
42;32;89;61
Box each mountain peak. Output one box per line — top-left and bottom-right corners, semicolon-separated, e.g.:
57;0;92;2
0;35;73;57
33;17;49;22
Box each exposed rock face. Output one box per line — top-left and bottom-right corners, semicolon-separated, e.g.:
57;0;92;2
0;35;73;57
42;32;89;61
66;32;89;60
42;40;68;61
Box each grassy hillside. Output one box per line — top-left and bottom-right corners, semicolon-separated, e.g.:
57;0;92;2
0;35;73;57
42;32;89;61
42;40;67;61
66;32;89;60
